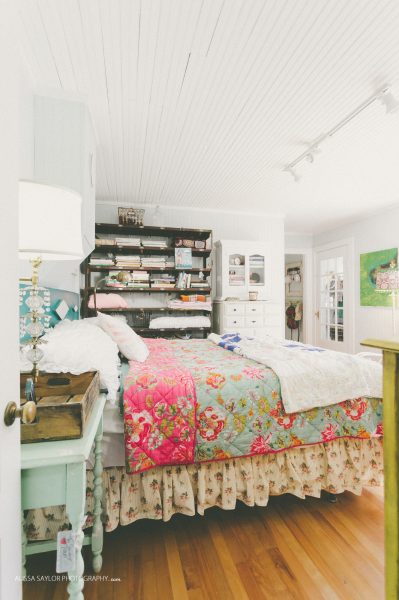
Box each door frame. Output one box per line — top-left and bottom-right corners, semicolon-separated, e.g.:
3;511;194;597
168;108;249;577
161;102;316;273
313;237;355;354
284;247;313;345
0;1;22;598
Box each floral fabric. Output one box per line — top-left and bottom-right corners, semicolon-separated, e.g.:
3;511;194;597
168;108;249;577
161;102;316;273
123;339;197;473
24;438;383;541
123;339;382;474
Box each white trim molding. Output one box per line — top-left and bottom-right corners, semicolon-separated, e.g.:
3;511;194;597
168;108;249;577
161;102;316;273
313;237;355;354
285;246;313;345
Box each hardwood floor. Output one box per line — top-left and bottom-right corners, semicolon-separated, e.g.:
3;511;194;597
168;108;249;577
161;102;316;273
23;487;384;600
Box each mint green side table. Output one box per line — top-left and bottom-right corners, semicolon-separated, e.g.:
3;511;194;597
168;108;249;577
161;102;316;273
21;394;106;600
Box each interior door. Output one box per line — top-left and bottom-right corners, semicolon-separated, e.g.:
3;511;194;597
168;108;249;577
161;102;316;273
314;241;354;353
0;3;22;598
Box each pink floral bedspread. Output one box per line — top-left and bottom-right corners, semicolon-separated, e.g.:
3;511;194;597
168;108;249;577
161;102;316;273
123;338;382;474
123;339;196;474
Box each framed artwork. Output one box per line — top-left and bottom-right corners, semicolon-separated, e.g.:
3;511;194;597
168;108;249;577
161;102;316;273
360;247;398;306
175;247;192;269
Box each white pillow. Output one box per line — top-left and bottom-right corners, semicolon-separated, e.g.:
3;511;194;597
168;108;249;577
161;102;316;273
97;312;149;362
20;320;120;401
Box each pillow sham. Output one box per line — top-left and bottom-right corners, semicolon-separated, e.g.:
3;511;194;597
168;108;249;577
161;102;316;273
97;312;149;362
20;320;120;401
88;293;128;309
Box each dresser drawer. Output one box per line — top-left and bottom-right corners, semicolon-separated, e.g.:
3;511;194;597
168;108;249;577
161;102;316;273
225;302;245;316
226;315;246;329
245;302;264;315
245;315;264;328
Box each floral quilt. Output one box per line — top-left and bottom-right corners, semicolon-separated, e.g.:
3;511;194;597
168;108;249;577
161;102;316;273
123;338;382;474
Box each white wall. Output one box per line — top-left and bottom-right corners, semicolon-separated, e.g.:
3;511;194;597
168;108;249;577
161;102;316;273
285;232;313;249
313;205;399;351
96;202;285;307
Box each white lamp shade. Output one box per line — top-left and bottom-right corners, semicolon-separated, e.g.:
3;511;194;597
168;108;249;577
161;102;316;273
19;181;84;260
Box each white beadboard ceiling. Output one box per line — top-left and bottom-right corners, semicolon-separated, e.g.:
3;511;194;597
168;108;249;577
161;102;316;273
19;0;399;233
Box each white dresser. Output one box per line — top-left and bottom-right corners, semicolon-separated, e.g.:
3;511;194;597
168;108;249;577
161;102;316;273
213;300;283;338
213;239;284;338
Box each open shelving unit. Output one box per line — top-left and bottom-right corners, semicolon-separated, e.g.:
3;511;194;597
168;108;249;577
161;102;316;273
81;223;213;338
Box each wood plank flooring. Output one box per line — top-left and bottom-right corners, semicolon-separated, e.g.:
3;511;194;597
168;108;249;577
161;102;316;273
23;487;384;600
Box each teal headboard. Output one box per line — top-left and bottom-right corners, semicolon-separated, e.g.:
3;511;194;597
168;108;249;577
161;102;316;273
19;285;80;342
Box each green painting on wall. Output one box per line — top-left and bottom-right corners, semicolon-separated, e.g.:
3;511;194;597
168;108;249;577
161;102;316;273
360;247;398;306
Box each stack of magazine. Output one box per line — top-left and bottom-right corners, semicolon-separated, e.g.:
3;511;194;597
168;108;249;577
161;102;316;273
150;274;176;288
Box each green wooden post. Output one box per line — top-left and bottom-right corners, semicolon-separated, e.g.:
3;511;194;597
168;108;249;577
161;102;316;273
361;339;399;600
92;421;103;573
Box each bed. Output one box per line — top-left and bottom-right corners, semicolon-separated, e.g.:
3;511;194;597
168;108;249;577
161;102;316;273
24;334;383;541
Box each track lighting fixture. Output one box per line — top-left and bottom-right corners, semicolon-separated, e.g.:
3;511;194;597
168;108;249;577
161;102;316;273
284;166;301;182
283;84;399;182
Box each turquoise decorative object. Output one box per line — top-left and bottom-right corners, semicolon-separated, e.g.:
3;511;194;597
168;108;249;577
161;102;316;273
19;284;80;342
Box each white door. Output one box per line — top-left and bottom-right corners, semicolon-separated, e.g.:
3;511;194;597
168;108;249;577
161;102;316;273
314;240;354;353
0;2;22;599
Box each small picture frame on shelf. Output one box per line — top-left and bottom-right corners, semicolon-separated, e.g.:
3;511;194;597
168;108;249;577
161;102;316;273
118;207;145;226
175;247;192;269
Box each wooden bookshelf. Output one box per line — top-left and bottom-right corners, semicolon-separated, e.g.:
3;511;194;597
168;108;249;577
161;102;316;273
81;223;213;338
84;287;211;294
93;244;212;256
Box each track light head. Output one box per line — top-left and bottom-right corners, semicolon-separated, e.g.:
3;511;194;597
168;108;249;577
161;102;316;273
306;153;314;163
379;88;399;114
284;166;301;182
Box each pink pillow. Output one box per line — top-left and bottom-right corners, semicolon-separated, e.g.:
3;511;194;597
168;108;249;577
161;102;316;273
97;312;149;361
88;294;128;309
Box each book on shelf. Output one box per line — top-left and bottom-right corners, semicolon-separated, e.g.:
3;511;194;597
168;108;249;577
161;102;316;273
177;272;196;289
142;239;168;248
175;248;192;269
115;237;141;247
115;255;141;268
141;257;167;268
90;259;115;266
95;238;115;247
150;274;176;289
90;253;115;266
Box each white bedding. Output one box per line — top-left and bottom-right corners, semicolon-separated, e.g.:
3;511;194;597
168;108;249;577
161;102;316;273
149;315;211;329
20;320;121;401
209;333;382;414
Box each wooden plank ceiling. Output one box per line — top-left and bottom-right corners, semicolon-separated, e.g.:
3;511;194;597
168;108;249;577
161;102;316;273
19;0;399;232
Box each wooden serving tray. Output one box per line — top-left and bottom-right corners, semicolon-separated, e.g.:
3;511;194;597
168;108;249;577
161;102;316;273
20;371;100;443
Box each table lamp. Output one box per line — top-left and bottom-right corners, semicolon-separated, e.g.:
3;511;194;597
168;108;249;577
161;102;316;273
19;181;84;378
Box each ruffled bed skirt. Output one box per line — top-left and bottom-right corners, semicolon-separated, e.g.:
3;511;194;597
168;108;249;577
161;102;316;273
25;437;383;541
